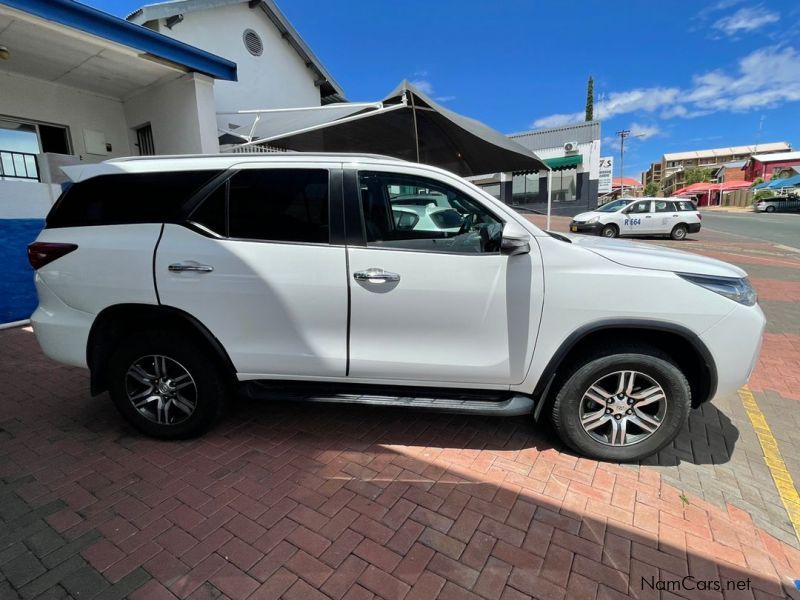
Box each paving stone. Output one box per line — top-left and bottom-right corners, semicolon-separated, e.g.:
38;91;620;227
60;565;109;600
2;551;46;589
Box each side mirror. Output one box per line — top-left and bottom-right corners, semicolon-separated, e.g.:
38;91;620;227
500;221;531;256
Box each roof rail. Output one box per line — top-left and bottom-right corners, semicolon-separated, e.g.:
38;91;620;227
105;152;408;163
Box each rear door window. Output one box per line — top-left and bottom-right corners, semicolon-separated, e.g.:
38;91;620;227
189;168;330;244
46;171;220;228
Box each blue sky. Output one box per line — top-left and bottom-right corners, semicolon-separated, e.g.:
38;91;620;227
88;0;800;179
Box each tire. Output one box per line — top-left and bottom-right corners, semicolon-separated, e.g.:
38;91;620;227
107;330;229;439
765;205;776;213
550;346;691;462
600;224;618;238
670;224;688;240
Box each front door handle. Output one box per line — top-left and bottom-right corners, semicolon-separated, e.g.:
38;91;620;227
353;268;400;283
168;263;214;273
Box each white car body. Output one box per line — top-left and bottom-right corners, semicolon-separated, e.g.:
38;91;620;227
571;197;702;239
28;153;764;460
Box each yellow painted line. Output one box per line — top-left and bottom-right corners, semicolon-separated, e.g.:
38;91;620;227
738;385;800;542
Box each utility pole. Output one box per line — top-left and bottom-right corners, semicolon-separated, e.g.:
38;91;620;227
616;130;630;197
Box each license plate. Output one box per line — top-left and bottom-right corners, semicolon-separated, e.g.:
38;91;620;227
570;225;577;232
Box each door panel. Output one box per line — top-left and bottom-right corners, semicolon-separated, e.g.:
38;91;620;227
347;245;542;385
156;225;348;377
623;200;653;234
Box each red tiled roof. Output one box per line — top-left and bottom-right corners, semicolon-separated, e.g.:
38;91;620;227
612;177;641;188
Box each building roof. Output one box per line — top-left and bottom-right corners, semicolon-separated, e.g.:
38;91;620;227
673;180;753;196
1;0;237;81
612;177;641;188
748;151;800;163
663;142;790;162
127;0;342;98
508;121;600;151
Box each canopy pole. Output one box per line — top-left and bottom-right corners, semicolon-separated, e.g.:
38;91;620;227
409;90;420;162
546;170;552;230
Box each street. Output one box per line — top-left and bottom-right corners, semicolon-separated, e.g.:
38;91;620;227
701;211;800;250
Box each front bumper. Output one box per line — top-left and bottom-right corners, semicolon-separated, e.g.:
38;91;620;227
569;221;603;234
700;302;766;400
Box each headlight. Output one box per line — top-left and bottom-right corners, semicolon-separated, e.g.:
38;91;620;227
587;217;599;224
677;273;757;306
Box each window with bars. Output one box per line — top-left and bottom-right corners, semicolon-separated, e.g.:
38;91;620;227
136;124;155;156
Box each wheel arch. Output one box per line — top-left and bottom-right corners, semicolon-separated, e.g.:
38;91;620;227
87;304;237;395
531;319;717;421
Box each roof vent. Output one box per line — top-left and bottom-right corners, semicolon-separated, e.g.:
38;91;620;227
243;29;263;57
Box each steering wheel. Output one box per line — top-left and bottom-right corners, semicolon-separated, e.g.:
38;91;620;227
458;213;475;235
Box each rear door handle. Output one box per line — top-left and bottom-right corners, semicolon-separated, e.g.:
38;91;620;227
168;263;214;273
353;268;400;283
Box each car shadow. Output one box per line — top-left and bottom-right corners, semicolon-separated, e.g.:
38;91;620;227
640;399;740;467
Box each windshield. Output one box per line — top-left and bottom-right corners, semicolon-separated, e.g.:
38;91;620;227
595;199;631;213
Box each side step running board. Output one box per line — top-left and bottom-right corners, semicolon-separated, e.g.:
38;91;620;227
250;391;534;417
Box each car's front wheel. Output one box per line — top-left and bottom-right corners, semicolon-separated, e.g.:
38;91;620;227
600;224;618;238
551;346;690;461
107;331;229;439
765;205;776;213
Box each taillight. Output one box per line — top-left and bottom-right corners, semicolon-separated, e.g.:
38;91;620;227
27;242;78;270
697;213;702;220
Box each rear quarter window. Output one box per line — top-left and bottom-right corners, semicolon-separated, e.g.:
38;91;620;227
46;171;220;228
675;201;696;212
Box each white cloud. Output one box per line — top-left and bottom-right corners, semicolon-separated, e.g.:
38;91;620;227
532;87;679;128
407;78;456;103
531;45;800;128
409;79;434;95
713;6;780;36
629;123;661;139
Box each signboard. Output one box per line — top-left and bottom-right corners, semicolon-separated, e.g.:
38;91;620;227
598;156;613;194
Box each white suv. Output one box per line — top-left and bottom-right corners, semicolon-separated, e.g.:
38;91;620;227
28;154;765;461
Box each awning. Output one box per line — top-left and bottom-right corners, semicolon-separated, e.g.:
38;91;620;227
544;155;582;170
224;80;549;177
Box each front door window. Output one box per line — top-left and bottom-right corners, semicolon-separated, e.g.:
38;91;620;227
358;171;504;254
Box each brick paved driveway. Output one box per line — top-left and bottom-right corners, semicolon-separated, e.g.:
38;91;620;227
2;219;800;600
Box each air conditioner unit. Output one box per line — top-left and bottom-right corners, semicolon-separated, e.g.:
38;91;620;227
564;141;579;154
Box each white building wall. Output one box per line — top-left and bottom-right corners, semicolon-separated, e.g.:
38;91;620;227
0;180;60;218
0;71;132;158
123;73;220;155
150;3;322;113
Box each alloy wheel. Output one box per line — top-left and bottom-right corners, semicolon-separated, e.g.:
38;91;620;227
125;355;198;425
578;370;667;446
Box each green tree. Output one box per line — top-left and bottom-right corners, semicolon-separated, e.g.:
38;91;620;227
585;76;594;121
644;181;659;196
683;167;713;185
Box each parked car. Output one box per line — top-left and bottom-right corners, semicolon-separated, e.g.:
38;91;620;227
570;197;701;240
754;195;800;213
28;153;764;461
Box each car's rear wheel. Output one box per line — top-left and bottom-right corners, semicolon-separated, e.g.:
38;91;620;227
670;224;688;240
107;331;229;438
551;347;690;461
600;224;618;238
765;205;776;213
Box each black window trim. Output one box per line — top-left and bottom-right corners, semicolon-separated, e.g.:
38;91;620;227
344;168;507;257
184;166;345;247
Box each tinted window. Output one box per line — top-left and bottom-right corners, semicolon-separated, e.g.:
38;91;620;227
359;171;503;254
675;201;696;211
189;182;227;235
227;169;328;243
46;171;220;229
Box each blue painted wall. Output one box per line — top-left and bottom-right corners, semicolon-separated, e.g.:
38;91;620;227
0;219;44;323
